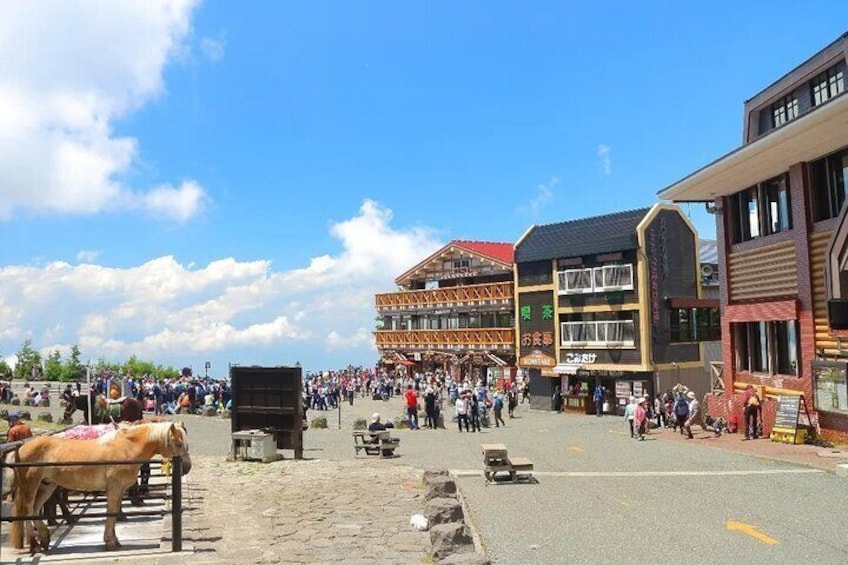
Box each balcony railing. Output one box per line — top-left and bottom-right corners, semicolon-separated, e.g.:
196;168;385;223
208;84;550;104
558;265;633;295
560;321;635;347
375;281;513;311
374;328;515;350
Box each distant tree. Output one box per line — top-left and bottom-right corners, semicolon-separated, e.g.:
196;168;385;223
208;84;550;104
0;357;10;379
44;350;63;381
13;338;42;380
61;344;85;381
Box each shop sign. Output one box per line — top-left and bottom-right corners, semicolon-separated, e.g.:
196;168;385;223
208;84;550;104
519;349;557;368
564;352;597;364
520;304;555;321
615;380;632;398
521;331;554;347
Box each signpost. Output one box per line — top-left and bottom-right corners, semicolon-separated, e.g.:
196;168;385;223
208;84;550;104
770;394;809;444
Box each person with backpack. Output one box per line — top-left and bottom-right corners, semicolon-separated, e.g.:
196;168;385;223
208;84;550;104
593;385;606;417
492;390;506;427
741;384;761;440
673;392;690;434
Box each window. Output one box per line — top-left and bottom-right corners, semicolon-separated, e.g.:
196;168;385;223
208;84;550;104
813;363;848;414
729;177;792;242
453;259;470;270
771;95;799;128
558;264;633;294
561;312;635;347
811;147;848;221
811;65;845;107
734;320;799;376
670;307;721;342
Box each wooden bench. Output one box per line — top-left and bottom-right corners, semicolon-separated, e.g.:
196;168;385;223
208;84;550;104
353;431;400;458
481;443;534;483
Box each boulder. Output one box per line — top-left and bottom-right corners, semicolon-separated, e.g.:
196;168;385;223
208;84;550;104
37;413;53;423
18;411;31;421
429;523;474;560
425;497;465;526
439;553;491;565
424;476;457;501
10;398;20;406
201;406;217;417
423;469;450;486
0;409;7;419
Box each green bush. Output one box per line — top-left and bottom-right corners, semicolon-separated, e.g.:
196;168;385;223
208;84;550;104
310;417;328;429
353;418;367;430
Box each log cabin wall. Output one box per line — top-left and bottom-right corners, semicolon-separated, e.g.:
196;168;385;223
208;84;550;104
727;240;798;301
811;229;837;355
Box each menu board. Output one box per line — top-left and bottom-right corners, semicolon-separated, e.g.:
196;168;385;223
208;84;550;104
773;395;801;431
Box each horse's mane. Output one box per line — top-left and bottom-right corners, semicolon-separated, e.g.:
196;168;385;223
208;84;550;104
96;421;186;447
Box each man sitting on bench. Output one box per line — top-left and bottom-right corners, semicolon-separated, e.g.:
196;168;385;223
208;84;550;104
368;413;395;456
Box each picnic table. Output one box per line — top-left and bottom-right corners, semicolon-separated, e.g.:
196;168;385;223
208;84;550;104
353;430;399;458
481;443;534;483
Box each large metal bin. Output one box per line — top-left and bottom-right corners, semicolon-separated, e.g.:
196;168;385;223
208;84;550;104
230;365;303;459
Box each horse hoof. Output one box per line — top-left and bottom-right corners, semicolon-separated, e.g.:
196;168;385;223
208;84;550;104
117;512;128;522
105;540;122;551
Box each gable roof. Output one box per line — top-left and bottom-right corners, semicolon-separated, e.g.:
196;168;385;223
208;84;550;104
515;208;651;263
394;240;514;285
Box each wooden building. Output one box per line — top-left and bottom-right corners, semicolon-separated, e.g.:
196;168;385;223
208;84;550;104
514;205;719;413
374;240;516;381
659;32;848;440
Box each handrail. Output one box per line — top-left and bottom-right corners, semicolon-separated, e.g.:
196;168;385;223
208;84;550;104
375;281;513;309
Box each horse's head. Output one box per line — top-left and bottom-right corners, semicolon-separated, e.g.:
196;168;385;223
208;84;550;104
165;422;191;475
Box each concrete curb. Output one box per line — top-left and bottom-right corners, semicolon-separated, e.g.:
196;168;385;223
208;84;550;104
449;471;487;557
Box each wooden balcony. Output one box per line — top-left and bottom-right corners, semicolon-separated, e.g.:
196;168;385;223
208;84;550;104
375;281;513;311
374;328;515;351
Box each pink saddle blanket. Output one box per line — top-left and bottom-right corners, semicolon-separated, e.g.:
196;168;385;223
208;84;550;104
55;423;118;440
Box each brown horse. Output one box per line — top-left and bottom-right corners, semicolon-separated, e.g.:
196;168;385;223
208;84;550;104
9;421;191;553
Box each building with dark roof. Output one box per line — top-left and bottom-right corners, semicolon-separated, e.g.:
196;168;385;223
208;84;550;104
660;31;848;442
375;240;516;380
514;204;719;413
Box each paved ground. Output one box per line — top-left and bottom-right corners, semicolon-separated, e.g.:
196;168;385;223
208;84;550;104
3;392;848;564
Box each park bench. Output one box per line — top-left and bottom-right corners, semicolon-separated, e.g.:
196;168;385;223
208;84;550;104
353;430;399;458
481;443;534;483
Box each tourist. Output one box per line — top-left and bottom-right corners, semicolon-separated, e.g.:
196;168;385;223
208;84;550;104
552;385;563;413
673;392;689;434
424;387;438;429
654;393;666;429
742;384;761;440
624;396;636;438
521;378;530;404
634;397;647;441
593;384;605;417
404;384;419;430
492;390;506;427
455;393;469;432
468;391;481;433
6;412;32;442
683;391;700;439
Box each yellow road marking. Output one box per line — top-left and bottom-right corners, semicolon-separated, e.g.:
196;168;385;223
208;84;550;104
536;429;549;433
568;446;585;453
726;521;779;545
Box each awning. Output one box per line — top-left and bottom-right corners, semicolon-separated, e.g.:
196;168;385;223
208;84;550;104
658;93;848;202
553;363;582;375
486;353;508;367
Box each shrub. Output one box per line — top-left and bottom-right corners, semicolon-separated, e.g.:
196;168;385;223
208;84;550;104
19;411;31;421
310;417;328;429
10;397;20;406
37;413;53;423
353;418;367;430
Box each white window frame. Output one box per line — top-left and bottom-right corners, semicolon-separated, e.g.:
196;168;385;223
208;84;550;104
557;268;594;295
560;320;635;347
592;264;634;292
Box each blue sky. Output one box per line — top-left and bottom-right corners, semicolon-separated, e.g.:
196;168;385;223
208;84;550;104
1;1;847;375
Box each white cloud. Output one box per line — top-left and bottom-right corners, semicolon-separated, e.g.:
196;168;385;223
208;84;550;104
519;176;559;215
0;0;208;222
0;200;442;370
597;144;611;175
76;249;101;263
200;35;226;62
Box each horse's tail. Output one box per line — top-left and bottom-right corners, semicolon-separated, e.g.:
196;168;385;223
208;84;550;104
4;447;24;549
1;448;17;500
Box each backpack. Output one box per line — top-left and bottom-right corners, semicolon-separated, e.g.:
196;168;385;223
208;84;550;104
494;397;504;410
674;398;689;417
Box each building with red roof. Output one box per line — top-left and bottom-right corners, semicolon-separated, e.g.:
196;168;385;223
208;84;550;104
375;240;516;379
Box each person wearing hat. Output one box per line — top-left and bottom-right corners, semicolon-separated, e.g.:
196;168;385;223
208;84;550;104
423;386;438;430
6;412;32;442
368;412;387;433
634;397;648;440
683;391;700;439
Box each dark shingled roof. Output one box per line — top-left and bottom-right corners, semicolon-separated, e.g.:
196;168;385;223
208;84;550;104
515;207;652;263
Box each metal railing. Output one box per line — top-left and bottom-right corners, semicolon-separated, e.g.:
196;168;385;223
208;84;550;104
0;453;184;553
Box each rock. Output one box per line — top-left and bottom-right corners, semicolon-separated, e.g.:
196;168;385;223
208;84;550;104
310;417;328;429
425;497;464;526
430;523;474;560
424;476;458;501
10;398;20;406
439;553;491;565
0;409;7;419
201;406;217;417
353;418;367;430
18;411;31;421
37;413;53;423
423;469;449;485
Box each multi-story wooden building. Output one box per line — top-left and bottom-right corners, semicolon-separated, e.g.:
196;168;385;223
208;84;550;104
514;205;719;413
374;240;516;381
660;32;848;440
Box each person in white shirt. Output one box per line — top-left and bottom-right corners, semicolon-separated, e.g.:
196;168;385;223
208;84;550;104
455;394;469;432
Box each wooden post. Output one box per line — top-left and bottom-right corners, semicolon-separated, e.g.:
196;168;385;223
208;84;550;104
171;456;182;552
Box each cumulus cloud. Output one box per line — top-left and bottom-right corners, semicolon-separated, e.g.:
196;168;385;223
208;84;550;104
0;200;441;369
519;176;558;215
0;0;208;222
597;144;611;175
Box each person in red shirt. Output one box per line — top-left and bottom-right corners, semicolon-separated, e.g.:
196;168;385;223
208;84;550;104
404;385;419;430
7;412;32;443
